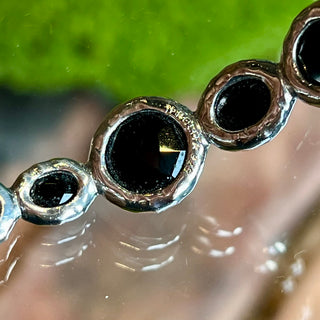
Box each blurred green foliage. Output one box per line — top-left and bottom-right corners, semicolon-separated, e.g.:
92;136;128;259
0;0;311;99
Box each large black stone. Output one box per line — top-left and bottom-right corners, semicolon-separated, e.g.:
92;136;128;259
296;19;320;86
30;171;79;207
214;76;271;131
105;110;188;194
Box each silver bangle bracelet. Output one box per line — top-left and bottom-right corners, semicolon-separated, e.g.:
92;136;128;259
0;1;319;242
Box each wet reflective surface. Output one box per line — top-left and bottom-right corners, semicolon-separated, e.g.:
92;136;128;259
0;94;320;319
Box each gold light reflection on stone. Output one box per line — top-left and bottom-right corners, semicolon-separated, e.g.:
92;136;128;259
159;145;181;153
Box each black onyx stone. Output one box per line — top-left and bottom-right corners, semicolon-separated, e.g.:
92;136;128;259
296;19;320;86
30;171;79;207
105;110;188;194
214;77;271;131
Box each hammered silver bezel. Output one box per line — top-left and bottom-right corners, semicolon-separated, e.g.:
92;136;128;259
89;96;208;213
0;183;21;242
196;60;296;150
12;158;98;225
281;2;320;105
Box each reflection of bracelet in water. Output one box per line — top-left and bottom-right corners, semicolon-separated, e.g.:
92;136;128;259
0;1;319;242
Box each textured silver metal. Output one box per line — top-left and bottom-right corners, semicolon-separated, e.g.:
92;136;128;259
12;158;98;225
281;1;320;105
196;60;297;150
0;184;21;243
1;1;319;241
89;96;209;213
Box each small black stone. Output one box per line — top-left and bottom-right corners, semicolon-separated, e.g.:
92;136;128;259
214;76;271;131
30;171;79;207
105;110;188;194
296;19;320;86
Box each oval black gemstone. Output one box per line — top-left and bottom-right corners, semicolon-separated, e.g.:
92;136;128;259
214;77;271;131
105;110;188;194
30;171;79;207
296;19;320;86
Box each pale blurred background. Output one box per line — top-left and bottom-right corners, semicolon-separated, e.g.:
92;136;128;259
1;1;320;319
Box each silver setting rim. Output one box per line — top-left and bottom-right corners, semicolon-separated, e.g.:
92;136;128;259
12;158;98;225
281;2;320;105
89;96;208;213
0;184;21;242
196;60;296;150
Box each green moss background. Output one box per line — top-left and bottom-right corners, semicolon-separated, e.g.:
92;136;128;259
0;0;312;100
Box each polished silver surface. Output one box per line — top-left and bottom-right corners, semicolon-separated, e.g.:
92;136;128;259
281;1;320;105
0;184;21;243
89;96;209;213
12;158;98;225
196;60;297;150
1;1;319;238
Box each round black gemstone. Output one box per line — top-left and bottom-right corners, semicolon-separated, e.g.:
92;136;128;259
30;171;79;207
214;77;271;131
296;19;320;86
105;110;188;194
